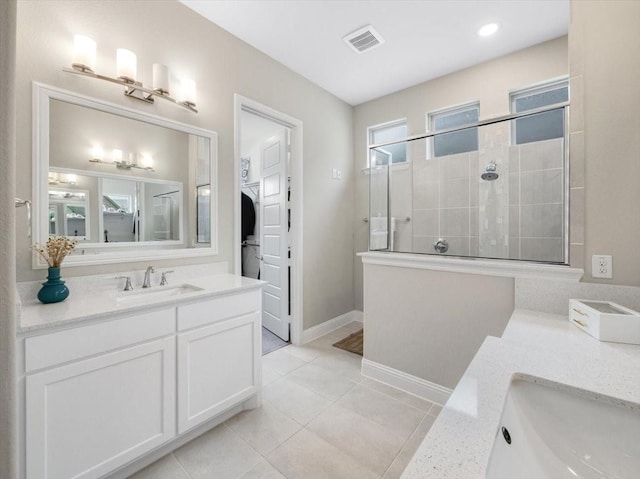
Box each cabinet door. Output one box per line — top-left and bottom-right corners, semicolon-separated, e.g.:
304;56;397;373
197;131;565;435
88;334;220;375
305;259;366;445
26;337;176;479
178;312;260;433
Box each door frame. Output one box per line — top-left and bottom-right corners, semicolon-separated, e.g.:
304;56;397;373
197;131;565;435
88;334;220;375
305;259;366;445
234;94;303;346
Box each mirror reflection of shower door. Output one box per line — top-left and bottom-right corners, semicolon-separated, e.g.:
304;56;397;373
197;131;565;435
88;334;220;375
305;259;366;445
153;197;172;240
260;129;289;341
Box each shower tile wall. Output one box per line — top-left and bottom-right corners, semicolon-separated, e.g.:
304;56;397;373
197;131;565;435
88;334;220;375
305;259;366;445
411;136;564;263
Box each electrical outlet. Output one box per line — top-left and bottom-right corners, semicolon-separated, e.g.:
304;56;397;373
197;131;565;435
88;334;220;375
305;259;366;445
592;255;613;279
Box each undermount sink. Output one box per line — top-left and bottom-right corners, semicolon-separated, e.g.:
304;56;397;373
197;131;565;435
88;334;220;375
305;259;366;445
115;283;204;304
487;374;640;479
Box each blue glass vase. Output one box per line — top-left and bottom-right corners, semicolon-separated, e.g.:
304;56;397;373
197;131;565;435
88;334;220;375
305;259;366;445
37;267;69;304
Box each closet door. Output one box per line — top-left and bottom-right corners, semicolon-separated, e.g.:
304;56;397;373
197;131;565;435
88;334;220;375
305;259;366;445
260;128;289;341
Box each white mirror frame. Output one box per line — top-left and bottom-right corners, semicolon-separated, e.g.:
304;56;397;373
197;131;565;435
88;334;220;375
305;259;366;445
32;82;218;268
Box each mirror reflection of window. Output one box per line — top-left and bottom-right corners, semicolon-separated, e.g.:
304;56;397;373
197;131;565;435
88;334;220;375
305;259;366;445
196;184;211;244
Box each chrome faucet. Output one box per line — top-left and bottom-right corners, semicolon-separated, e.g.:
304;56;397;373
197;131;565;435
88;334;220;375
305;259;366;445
142;266;155;288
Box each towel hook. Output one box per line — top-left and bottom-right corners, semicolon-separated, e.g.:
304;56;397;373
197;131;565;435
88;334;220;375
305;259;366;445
15;198;31;238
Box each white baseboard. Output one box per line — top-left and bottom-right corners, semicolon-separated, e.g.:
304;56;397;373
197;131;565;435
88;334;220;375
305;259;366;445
361;358;452;405
302;310;363;344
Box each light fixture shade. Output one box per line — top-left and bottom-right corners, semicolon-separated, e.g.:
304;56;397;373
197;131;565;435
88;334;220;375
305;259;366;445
116;48;137;83
66;174;78;184
152;63;170;95
180;78;196;106
140;154;153;169
91;145;104;161
112;149;123;163
72;34;96;72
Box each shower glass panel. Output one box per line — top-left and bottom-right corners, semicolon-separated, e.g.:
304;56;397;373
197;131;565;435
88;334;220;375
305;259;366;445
368;106;568;264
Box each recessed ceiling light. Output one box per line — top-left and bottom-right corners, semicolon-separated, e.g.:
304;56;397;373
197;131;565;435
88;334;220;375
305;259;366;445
478;23;499;37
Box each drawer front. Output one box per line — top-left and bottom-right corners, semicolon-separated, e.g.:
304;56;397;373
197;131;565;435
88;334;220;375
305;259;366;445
569;301;599;338
177;290;260;331
25;307;175;373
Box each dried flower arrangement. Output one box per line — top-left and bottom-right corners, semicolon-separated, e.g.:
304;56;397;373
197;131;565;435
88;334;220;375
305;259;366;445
32;236;78;268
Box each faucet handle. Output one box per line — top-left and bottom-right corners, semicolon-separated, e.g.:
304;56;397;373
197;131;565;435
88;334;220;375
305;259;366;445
160;270;174;286
115;275;133;291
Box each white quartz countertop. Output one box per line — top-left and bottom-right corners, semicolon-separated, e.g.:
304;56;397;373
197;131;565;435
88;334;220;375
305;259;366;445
401;309;640;478
17;273;265;334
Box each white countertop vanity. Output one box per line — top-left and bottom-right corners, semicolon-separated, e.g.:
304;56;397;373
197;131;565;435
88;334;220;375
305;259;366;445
401;309;640;479
16;270;265;479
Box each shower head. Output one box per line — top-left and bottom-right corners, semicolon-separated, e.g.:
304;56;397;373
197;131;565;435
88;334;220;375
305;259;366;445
481;162;499;181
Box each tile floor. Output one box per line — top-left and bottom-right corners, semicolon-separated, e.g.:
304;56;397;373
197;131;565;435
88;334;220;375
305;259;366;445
130;322;441;479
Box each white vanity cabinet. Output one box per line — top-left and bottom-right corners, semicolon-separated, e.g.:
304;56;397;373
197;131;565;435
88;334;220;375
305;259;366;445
177;291;262;433
20;284;263;479
24;308;177;479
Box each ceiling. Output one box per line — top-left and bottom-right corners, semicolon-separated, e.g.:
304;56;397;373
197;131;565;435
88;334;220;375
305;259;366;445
180;0;569;106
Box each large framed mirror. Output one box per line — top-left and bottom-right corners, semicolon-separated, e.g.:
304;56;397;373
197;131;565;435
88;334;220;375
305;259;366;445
33;83;218;267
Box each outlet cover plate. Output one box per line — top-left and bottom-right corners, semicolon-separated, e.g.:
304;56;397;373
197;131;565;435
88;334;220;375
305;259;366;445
592;255;613;279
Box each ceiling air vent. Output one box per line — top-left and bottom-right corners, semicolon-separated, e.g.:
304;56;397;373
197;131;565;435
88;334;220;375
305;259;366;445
343;25;385;54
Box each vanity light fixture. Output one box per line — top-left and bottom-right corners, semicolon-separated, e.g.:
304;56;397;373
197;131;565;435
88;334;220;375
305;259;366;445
64;35;198;113
89;146;155;172
48;172;78;186
478;23;499;37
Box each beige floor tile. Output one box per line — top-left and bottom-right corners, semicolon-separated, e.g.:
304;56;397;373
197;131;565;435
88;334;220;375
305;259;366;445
280;343;323;362
382;414;436;479
307;403;406;476
286;362;358;401
238;459;286;479
263;377;332;425
262;349;308;375
262;365;283;387
311;351;363;383
359;378;434;413
336;384;425;440
225;401;303;455
173;424;261;479
128;453;190;479
267;428;379;479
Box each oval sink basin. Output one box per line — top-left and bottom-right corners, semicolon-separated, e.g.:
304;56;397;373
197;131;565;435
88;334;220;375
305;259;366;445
487;374;640;479
116;283;204;304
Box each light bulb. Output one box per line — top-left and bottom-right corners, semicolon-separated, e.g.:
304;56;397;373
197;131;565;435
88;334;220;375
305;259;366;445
72;34;96;72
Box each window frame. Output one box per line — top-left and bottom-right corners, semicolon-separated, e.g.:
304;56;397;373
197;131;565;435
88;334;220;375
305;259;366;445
509;76;569;145
426;101;480;159
366;118;408;168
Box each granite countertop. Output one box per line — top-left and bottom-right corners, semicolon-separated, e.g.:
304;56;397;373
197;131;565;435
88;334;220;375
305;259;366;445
17;273;265;335
401;309;640;478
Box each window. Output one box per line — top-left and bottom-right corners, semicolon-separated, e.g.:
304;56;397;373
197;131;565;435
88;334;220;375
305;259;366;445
428;103;479;157
367;119;407;166
511;78;569;145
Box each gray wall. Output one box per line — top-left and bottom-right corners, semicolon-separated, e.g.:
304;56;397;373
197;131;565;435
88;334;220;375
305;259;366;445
0;0;17;476
15;0;355;330
364;265;514;390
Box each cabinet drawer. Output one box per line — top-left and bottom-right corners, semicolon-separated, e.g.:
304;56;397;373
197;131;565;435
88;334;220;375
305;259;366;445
177;290;260;331
25;307;175;373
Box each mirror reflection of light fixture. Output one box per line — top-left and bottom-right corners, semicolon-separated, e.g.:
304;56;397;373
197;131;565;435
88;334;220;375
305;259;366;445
64;35;197;113
48;172;78;185
89;146;155;172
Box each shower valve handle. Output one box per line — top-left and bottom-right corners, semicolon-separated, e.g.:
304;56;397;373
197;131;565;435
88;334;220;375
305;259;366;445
434;239;449;254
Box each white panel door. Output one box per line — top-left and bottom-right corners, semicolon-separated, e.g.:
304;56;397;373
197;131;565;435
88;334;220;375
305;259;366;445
25;337;176;479
260;129;289;341
177;312;259;433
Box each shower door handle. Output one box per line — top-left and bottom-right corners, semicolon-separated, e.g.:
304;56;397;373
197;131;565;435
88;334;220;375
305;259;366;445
434;239;449;254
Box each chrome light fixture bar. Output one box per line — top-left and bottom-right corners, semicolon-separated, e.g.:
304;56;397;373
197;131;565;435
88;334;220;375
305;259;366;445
63;67;197;113
89;157;155;172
